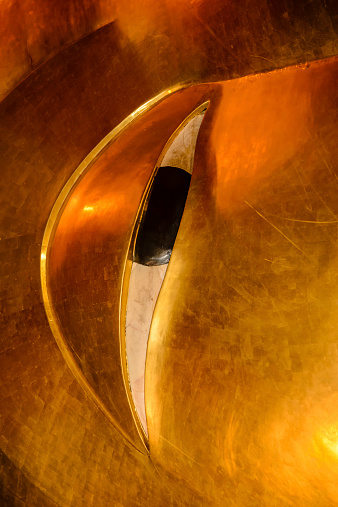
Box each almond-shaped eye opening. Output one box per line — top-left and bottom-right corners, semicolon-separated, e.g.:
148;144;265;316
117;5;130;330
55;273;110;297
123;102;209;439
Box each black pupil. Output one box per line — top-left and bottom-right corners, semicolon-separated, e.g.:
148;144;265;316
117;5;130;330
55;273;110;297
134;166;191;266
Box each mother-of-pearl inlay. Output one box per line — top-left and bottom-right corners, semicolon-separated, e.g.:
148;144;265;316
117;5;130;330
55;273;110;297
125;107;207;436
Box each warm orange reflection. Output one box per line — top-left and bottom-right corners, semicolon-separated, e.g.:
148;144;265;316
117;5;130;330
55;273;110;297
320;429;338;459
1;0;337;102
211;68;312;212
2;0;337;500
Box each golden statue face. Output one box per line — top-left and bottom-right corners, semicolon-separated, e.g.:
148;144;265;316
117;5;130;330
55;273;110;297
43;58;338;504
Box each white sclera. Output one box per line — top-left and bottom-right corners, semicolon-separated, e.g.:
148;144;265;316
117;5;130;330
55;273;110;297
125;263;167;434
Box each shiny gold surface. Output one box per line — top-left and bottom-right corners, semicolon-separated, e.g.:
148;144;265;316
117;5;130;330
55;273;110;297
1;0;338;102
147;57;338;505
43;57;338;505
0;0;337;504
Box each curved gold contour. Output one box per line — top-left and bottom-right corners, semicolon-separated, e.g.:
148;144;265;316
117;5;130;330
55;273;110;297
40;85;187;455
120;101;210;446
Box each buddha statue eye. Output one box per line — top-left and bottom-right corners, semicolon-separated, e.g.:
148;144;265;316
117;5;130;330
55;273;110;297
123;104;208;438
